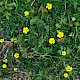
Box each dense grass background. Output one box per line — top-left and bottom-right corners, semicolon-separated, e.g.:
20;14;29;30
0;0;80;80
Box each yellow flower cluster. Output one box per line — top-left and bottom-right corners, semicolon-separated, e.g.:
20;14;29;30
63;65;73;78
69;33;74;37
14;68;18;71
63;73;68;78
0;2;74;79
2;64;7;68
14;53;19;59
2;53;19;69
49;38;55;44
62;51;67;56
11;38;15;42
24;11;29;16
46;3;52;10
2;58;8;69
3;59;7;63
57;32;64;38
49;31;64;44
66;65;73;72
0;39;4;43
23;27;29;34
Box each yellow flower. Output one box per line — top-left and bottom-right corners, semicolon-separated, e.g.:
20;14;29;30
23;27;29;34
3;59;7;63
14;53;19;59
14;68;18;71
65;65;73;72
2;64;7;68
63;73;68;78
24;11;29;16
62;51;67;56
57;32;64;38
69;33;74;37
49;38;55;44
11;38;15;42
46;3;52;10
0;39;4;43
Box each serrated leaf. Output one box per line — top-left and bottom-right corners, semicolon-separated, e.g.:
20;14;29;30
58;50;62;55
30;16;38;25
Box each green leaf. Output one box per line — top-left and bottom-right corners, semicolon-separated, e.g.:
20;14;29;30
74;22;80;26
55;23;61;29
8;7;13;10
78;7;80;12
0;1;4;6
0;7;4;14
0;71;3;76
58;50;62;55
4;12;11;20
2;78;11;80
21;0;27;2
6;15;9;20
21;0;30;2
30;16;38;25
7;3;14;7
27;0;30;2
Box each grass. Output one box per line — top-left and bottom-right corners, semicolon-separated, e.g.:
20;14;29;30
0;0;80;80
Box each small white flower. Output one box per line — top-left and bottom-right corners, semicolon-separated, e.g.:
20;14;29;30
72;17;76;21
